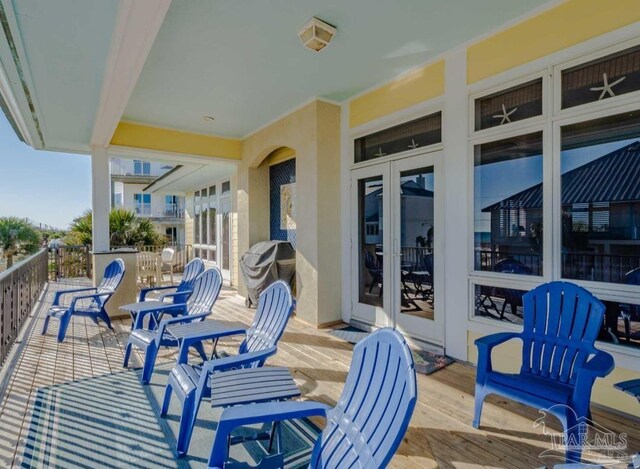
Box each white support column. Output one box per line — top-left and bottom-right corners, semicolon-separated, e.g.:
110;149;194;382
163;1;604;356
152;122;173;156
91;145;111;253
442;48;470;361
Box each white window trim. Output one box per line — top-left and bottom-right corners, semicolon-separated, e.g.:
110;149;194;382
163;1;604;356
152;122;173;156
467;32;640;360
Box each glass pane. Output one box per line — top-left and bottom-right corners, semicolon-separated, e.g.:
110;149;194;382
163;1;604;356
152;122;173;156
562;44;640;109
600;296;640;350
222;211;230;270
209;208;217;247
358;176;383;307
474;79;542;131
194;212;200;244
474;284;526;325
201;209;208;247
222;181;231;194
474;132;543;276
209;185;216;196
561;111;640;284
354;112;441;163
399;167;434;320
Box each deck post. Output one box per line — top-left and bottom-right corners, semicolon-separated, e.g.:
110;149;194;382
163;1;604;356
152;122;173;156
91;145;111;253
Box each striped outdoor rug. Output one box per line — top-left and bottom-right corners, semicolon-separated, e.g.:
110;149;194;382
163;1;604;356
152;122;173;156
21;366;319;468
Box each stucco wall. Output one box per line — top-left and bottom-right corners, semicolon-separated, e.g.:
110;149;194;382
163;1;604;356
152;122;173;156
237;100;341;326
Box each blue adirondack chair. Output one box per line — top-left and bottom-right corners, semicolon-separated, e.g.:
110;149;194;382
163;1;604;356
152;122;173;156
473;281;615;463
123;267;223;384
161;280;294;456
208;328;417;469
132;257;204;329
42;259;125;342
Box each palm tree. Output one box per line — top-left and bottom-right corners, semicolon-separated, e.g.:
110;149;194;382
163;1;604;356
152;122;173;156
0;217;41;268
67;209;163;247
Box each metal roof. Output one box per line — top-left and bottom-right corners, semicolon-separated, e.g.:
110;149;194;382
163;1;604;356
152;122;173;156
483;141;640;212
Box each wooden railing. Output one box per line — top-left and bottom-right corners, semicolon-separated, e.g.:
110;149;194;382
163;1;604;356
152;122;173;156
113;244;192;272
0;249;48;366
49;245;91;281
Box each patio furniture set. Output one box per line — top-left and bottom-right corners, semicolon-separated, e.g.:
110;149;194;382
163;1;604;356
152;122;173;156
40;257;633;466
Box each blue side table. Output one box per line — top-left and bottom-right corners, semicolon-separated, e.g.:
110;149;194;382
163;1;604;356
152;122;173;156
614;379;640;469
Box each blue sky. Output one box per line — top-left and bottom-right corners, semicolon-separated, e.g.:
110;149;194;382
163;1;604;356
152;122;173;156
0;112;90;229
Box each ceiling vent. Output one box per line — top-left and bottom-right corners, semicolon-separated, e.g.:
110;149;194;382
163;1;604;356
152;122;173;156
298;17;336;52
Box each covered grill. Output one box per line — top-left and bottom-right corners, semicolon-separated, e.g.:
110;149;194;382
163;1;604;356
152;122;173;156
239;241;296;307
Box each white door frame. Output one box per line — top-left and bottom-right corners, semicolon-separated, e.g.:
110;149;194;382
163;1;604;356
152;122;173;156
350;163;391;327
390;152;444;345
349;150;445;346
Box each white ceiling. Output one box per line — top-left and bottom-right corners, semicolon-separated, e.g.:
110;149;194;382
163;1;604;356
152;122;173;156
124;0;550;138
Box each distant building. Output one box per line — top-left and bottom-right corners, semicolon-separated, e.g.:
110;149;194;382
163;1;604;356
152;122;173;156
110;158;185;244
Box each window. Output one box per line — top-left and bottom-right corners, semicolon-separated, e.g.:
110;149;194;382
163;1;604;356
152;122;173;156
133;160;151;175
473;132;543;276
475;79;543;131
194;185;218;262
561;110;640;284
562;44;640;109
221;181;231;194
470;42;640;352
113;193;123;206
133;193;151;215
354;112;441;163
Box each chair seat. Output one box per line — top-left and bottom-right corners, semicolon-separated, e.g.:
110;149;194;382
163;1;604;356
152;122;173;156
486;371;574;407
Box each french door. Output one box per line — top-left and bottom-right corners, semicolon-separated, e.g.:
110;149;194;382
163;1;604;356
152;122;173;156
350;152;443;345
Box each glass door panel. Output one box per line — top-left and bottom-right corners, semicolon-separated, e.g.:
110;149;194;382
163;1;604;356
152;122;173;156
351;165;390;326
391;153;443;345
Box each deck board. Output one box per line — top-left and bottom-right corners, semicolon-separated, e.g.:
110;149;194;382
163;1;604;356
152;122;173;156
0;278;637;468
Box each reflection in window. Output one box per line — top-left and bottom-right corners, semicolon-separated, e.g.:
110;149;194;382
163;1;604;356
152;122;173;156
474;284;526;324
601;294;640;350
474;132;543;276
475;79;542;131
358;176;383;307
562;44;640;109
561;111;640;284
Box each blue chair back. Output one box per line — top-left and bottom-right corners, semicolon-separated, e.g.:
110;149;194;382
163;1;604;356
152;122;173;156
364;250;380;271
311;328;417;468
239;281;293;357
521;281;605;385
494;257;532;275
176;258;205;295
186;268;223;317
95;259;125;308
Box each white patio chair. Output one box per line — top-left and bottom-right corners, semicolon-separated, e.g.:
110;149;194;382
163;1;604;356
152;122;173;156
161;247;176;284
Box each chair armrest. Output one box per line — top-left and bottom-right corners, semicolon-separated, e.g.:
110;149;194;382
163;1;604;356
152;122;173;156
204;347;277;374
159;311;209;327
159;290;192;303
209;401;330;468
139;285;177;301
132;303;188;330
475;332;521;378
69;293;110;310
53;287;97;305
580;350;615;379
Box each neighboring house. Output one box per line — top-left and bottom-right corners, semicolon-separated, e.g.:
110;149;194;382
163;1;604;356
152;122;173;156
110;158;185;244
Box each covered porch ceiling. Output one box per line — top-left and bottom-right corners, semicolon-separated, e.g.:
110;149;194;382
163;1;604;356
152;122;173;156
0;0;551;156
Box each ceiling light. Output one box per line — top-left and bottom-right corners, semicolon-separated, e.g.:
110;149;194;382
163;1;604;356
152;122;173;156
298;17;336;52
202;115;215;122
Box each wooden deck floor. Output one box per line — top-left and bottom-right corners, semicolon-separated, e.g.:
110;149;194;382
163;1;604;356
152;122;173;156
0;279;638;468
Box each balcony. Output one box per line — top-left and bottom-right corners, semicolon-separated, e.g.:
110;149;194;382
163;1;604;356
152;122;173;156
0;256;638;467
114;203;185;221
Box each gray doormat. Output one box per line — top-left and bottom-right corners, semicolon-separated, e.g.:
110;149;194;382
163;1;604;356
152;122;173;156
329;325;454;375
21;365;319;468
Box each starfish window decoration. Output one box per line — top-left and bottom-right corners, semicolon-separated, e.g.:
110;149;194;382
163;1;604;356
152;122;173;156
408;138;419;149
374;147;386;158
492;104;517;125
590;73;626;100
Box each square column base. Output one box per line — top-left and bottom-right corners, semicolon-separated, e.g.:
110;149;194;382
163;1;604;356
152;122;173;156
92;250;138;318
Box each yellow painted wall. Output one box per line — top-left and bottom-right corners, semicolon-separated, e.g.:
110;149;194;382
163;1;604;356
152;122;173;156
467;332;640;416
111;121;242;160
349;60;444;128
468;0;640;84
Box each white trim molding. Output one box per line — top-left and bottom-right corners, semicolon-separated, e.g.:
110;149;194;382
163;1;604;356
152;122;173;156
90;0;172;147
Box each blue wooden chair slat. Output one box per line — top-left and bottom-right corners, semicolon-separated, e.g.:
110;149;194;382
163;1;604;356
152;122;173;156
207;328;417;469
123;267;223;384
134;258;205;328
161;280;294;456
473;281;615;464
42;259;125;342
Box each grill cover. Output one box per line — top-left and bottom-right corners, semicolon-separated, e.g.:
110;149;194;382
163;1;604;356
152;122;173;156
240;241;296;307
